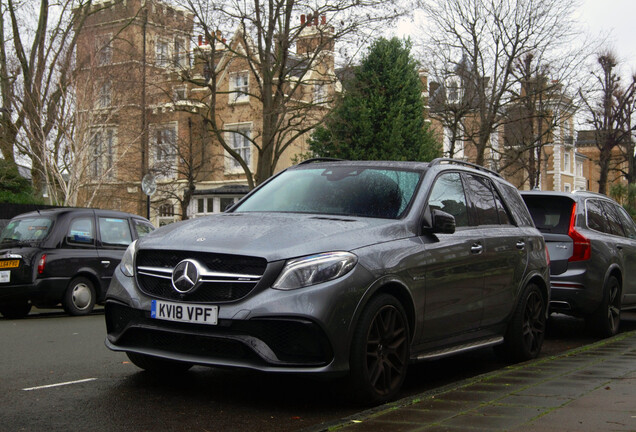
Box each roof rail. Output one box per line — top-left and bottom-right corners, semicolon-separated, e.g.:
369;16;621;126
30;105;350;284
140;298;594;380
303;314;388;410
429;158;502;178
572;189;609;198
297;157;345;165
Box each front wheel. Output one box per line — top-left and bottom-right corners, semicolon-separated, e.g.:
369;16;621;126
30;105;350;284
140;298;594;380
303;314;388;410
126;352;193;373
349;294;410;405
496;283;546;362
63;277;96;316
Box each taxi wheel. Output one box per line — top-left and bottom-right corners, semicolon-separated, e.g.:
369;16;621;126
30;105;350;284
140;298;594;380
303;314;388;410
0;301;32;319
63;277;96;316
126;352;193;373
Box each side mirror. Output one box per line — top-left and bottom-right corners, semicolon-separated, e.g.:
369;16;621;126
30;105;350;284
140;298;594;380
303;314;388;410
431;209;456;234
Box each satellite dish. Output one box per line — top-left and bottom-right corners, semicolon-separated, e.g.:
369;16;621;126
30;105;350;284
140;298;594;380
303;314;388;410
141;174;157;196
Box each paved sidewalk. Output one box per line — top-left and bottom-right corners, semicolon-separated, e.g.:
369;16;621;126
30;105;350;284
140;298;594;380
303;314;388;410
312;330;636;431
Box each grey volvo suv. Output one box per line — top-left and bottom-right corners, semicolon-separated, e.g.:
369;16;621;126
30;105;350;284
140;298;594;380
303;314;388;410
521;190;636;337
105;159;549;404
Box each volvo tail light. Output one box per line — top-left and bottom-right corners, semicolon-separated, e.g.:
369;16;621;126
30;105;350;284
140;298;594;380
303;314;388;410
38;254;47;274
568;203;591;262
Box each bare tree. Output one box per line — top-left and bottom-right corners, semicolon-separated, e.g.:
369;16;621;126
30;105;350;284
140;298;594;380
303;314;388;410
0;0;98;201
579;51;636;195
178;0;404;188
420;0;583;167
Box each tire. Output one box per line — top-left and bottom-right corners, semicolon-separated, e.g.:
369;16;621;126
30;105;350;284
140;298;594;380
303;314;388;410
587;275;621;338
63;277;96;316
0;301;32;319
349;294;410;405
497;283;546;362
126;352;193;373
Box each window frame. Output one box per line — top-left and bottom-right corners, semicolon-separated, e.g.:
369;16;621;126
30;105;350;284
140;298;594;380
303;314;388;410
229;71;249;104
225;123;252;174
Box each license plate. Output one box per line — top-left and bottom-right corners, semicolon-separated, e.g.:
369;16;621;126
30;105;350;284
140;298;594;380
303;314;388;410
151;300;218;325
0;260;19;269
0;271;9;283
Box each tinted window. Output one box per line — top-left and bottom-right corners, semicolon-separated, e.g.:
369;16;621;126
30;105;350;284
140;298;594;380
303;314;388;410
99;217;133;246
133;219;155;238
428;173;469;227
522;195;573;234
465;174;499;225
235;167;421;219
67;217;95;245
0;217;54;244
502;185;534;226
586;200;609;233
616;206;636;239
600;201;625;237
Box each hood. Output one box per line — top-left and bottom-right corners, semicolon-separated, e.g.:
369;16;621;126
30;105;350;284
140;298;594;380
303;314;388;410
138;213;414;262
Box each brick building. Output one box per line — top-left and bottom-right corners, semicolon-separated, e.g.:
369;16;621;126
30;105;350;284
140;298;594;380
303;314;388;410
75;0;336;224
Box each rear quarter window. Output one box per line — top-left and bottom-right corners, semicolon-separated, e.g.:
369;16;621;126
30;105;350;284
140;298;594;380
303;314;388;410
499;185;534;227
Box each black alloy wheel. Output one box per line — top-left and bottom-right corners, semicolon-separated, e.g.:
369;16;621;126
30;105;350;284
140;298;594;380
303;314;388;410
349;294;410;405
496;283;546;362
589;275;621;338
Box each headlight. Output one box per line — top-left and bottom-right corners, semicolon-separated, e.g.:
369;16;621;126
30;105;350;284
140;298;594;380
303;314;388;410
272;252;357;290
120;240;137;277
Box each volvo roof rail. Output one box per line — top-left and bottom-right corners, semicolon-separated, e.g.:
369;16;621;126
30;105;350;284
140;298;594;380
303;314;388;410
297;157;345;165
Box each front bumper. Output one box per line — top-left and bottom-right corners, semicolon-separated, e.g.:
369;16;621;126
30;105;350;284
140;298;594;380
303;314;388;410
104;262;375;374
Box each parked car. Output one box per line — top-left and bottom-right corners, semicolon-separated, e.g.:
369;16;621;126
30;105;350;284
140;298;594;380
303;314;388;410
521;190;636;337
0;208;154;318
105;159;549;404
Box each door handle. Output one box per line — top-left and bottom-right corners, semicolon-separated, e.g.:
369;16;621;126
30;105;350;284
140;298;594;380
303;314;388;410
516;241;526;250
471;243;483;254
101;260;111;267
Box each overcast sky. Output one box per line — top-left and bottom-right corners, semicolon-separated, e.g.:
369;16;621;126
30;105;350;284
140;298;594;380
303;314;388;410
577;0;636;76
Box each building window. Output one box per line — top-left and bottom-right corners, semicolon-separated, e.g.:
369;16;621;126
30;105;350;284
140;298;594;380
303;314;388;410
173;86;187;101
96;34;112;66
564;183;571;193
153;125;177;178
90;128;116;179
444;76;462;104
576;161;583;177
314;83;327;104
173;38;188;68
158;203;176;226
193;196;242;216
98;81;111;108
229;72;249;103
225;124;251;173
563;152;570;173
156;40;169;68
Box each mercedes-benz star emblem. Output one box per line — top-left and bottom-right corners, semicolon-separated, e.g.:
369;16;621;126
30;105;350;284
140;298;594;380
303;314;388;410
171;259;202;293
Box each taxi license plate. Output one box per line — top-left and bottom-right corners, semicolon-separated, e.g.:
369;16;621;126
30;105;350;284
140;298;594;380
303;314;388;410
0;260;19;269
151;300;218;325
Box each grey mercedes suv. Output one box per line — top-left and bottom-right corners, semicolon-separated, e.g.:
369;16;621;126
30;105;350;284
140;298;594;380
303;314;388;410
105;159;550;404
521;190;636;337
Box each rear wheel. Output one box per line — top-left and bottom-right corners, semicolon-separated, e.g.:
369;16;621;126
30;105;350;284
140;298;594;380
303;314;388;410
63;277;96;316
349;294;410;405
126;352;193;373
496;283;546;362
0;301;32;319
587;275;621;338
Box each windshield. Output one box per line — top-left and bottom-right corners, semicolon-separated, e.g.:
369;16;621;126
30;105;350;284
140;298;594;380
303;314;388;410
0;216;54;245
234;167;422;219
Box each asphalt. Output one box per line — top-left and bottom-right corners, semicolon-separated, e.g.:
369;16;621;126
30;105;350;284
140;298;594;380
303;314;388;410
310;329;636;432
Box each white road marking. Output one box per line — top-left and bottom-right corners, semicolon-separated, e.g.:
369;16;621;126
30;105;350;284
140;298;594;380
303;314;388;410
22;378;97;391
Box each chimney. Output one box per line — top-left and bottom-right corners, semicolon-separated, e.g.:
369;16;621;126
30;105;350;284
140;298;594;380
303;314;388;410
301;14;305;25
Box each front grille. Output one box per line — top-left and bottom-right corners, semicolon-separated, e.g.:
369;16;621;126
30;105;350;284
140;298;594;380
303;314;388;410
135;250;267;303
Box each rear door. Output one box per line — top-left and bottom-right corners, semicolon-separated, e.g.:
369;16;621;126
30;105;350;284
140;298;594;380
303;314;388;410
464;174;528;327
522;195;575;276
604;202;636;306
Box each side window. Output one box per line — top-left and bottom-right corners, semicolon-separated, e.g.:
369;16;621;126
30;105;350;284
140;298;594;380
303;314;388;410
616;206;636;239
586;200;609;233
99;217;132;247
600;201;625;237
67;217;95;245
465;174;499;226
428;172;469;227
501;184;534;226
133;219;155;238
